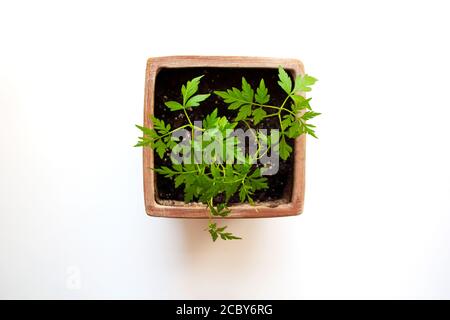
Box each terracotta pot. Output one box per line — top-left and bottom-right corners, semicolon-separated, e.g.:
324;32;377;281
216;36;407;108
142;56;306;218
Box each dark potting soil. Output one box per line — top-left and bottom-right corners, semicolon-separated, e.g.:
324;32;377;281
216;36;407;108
153;67;295;204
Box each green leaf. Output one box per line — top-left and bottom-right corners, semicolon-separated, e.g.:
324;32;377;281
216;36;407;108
135;118;172;152
291;96;312;111
215;88;248;110
279;136;293;160
208;223;219;242
220;233;241;240
165;76;209;110
172;164;183;172
214;80;254;119
210;164;221;178
175;175;185;188
304;123;318;138
154;140;167;158
287;121;302;138
255;79;270;104
182;75;203;104
208;222;241;241
154;166;177;177
135;124;153;136
257;130;270;148
248;168;268;191
215;203;231;217
293;74;317;93
278;66;292;94
238;166;266;205
281;116;292;131
235;104;252;121
151;116;170;133
239;184;250;202
214;90;232;101
241;77;254;102
134;137;151;147
252;108;266;125
185;94;211;108
301;111;321;121
165;101;184;111
224;180;240;202
203;108;219;129
184;185;195;203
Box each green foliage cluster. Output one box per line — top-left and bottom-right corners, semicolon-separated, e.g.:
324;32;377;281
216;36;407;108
136;67;319;241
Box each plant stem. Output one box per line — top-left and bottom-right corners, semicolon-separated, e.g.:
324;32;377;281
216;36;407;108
183;108;193;127
261;113;279;119
260;104;293;115
280;95;291;109
151;124;190;142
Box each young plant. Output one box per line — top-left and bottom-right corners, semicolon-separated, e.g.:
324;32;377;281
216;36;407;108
136;67;319;242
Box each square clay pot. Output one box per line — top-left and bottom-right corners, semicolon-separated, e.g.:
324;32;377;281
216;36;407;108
142;56;306;218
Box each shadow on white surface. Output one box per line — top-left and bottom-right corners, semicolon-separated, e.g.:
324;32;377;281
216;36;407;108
168;217;296;299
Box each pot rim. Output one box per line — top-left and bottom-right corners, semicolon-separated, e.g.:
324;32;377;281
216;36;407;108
143;56;306;218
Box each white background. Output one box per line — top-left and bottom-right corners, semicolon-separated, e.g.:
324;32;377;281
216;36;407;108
1;0;449;299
